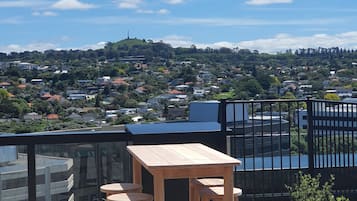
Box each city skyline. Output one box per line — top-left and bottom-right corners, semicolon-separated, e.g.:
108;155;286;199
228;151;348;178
1;0;357;54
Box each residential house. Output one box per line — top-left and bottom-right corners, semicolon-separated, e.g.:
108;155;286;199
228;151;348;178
210;85;220;93
0;82;11;89
112;78;129;86
47;95;64;103
96;76;111;86
18;62;39;70
81;113;98;123
193;88;205;97
23;112;42;121
67;94;88;101
67;113;82;121
168;89;184;95
77;80;93;87
175;84;190;92
54;70;68;74
131;116;143;122
66;90;94;101
197;71;215;83
147;94;176;109
18;78;26;84
137;102;149;113
31;79;44;85
119;108;137;115
168;78;184;87
135;86;147;94
17;84;27;90
119;55;146;63
325;88;352;98
105;110;119;119
166;105;187;120
47;114;59;120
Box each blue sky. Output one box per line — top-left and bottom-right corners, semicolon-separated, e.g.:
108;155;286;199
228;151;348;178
0;0;357;53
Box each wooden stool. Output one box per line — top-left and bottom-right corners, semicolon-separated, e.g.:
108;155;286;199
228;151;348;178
200;186;242;201
100;183;142;197
190;178;224;201
107;192;153;201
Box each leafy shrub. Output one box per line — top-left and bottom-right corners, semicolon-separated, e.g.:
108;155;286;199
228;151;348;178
287;172;349;201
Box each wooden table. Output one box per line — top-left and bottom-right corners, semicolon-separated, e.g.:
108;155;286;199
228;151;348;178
127;143;241;201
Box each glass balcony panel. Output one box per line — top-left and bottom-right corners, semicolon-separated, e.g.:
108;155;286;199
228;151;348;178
0;145;28;201
35;141;131;201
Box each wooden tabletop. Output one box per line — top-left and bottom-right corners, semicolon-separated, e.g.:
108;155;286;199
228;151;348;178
127;143;241;169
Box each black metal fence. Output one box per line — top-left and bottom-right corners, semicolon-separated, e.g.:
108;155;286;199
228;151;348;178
221;98;357;200
0;130;224;201
1;98;357;201
0;131;133;201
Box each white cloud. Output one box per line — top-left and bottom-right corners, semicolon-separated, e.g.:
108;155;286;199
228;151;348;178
43;11;58;16
80;42;107;50
238;32;357;53
158;9;170;14
0;43;58;53
60;36;71;42
136;9;154;14
137;8;169;14
114;0;143;9
32;12;41;16
77;16;152;24
246;0;293;5
159;17;342;26
0;41;107;53
158;32;357;54
0;17;23;24
79;16;343;26
32;11;58;16
156;35;194;47
156;35;237;49
3;32;357;54
52;0;96;10
0;1;50;8
163;0;185;4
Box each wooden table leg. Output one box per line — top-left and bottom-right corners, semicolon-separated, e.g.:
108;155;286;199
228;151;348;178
154;173;165;201
189;178;196;201
223;166;234;201
132;157;142;186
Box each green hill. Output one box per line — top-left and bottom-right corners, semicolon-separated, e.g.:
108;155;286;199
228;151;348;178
106;38;149;50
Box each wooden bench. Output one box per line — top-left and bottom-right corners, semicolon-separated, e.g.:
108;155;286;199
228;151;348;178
100;183;142;198
200;186;242;201
107;192;153;201
190;178;224;201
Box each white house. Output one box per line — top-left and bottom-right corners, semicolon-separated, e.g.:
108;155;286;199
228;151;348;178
193;89;205;97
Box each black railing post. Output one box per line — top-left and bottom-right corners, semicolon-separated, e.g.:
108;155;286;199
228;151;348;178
220;99;227;134
219;99;228;153
27;143;36;201
306;96;314;172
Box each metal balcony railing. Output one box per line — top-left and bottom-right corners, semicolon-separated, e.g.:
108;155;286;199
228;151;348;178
1;98;357;201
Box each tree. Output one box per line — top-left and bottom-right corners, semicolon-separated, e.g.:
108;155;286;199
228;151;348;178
256;73;273;90
324;93;340;101
235;78;263;98
95;94;102;107
287;172;349;201
178;66;197;83
0;89;9;103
